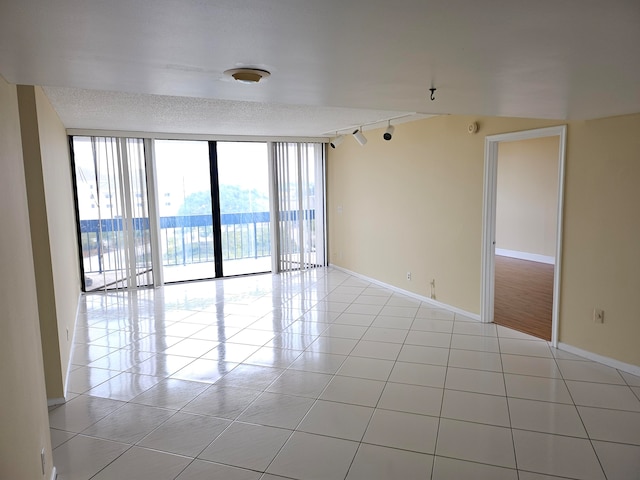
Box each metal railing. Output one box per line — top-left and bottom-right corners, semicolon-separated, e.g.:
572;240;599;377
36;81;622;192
79;210;314;274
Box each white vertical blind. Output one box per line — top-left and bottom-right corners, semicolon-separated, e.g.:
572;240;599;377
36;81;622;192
74;136;153;290
272;142;326;272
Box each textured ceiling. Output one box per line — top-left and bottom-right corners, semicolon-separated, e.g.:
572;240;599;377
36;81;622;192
1;0;639;137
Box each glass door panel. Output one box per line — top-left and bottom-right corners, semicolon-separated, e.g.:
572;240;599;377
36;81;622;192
217;142;272;276
155;140;215;282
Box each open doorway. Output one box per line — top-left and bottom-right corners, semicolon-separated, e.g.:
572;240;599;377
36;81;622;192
494;136;559;340
481;126;567;346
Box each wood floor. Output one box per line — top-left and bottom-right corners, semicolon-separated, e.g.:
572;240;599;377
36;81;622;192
494;255;554;341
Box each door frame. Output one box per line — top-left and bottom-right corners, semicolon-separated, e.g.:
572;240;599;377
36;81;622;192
480;125;567;347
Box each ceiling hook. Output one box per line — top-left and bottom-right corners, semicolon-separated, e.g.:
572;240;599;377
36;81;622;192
429;87;436;101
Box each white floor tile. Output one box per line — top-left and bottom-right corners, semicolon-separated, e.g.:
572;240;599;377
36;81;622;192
337;356;395;381
410;318;454;333
512;429;605;479
441;389;510;427
566;380;640;411
82;403;174;444
175;459;261;480
213;364;283;390
501;354;561;378
86;372;162;401
182;385;261;419
435;418;516;468
504;374;573;404
288;351;347;374
578;406;640;445
556;359;625;384
499;338;552;358
405;330;452;348
508;397;587;437
53;435;129;480
448;349;502;372
266;369;333;397
48;395;125;433
377;382;443;417
91;446;191;480
138;412;230;456
199;422;292;471
50;428;75;449
450;334;500;353
371;315;414;329
397;344;449;365
298;400;373;441
388;361;447;388
346;443;434;480
592;440;640;480
267;432;358;480
445;367;505;396
319;376;386;407
238;392;315;429
432;456;518;480
350;340;402;360
362;409;438;453
360;326;408;344
452;322;497;337
129;378;209;410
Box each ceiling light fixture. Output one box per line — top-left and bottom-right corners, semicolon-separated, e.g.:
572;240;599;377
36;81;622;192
224;68;271;84
330;134;345;149
353;128;367;146
383;121;395;141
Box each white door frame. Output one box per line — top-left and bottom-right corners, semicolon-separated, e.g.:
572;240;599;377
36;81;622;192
480;125;567;347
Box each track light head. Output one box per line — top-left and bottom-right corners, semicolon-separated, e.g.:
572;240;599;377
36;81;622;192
330;135;345;149
353;128;367;146
383;124;395;141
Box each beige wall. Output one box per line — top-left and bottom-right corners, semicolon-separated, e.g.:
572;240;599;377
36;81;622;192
35;86;81;394
496;136;559;257
328;113;640;367
560;114;640;366
17;85;80;400
0;77;53;478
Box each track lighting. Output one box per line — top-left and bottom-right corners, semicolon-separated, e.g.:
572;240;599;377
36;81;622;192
330;135;345;149
353;128;367;146
383;123;395;141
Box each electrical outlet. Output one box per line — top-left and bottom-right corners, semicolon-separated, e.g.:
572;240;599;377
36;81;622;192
406;272;411;281
593;308;604;324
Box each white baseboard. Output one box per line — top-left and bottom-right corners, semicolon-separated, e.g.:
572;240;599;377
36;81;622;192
329;265;481;321
557;342;640;378
50;466;57;480
47;397;66;407
62;292;82;401
495;248;555;265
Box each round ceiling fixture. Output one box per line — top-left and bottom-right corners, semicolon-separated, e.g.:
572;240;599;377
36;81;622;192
224;68;271;84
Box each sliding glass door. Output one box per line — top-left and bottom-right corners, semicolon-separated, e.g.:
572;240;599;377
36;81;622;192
72;137;325;291
155;140;215;283
217;142;271;276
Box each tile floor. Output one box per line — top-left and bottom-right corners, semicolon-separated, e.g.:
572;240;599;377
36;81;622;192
49;268;640;480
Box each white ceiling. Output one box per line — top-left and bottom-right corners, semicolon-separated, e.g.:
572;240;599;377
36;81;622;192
1;0;639;137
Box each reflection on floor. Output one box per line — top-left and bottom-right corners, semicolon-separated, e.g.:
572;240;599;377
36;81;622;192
50;267;640;479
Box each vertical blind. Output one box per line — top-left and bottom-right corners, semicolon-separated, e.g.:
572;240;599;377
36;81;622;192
272;142;326;272
73;136;153;290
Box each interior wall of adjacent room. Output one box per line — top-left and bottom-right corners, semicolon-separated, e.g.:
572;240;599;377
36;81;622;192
496;136;559;257
327;113;640;367
0;77;54;479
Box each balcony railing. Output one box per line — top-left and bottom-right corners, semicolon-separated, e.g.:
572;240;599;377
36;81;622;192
79;210;314;274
